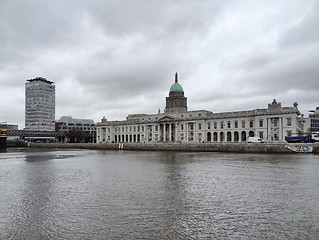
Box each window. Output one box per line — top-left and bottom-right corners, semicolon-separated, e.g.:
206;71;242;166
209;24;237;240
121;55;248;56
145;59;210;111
287;118;291;126
190;124;194;130
234;121;238;128
227;122;231;128
220;122;224;129
141;126;144;131
199;114;201;116
198;123;202;130
181;124;184;130
207;122;211;129
214;122;217;129
250;121;254;128
259;120;263;127
155;125;158;131
259;131;263;139
273;120;277;127
242;121;245;128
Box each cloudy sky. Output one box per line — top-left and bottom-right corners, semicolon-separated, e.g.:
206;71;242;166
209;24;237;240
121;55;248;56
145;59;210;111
1;0;318;128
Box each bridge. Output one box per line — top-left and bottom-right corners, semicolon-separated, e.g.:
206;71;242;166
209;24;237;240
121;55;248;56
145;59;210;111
6;130;66;138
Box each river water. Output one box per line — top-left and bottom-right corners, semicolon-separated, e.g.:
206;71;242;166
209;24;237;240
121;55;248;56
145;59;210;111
0;148;318;239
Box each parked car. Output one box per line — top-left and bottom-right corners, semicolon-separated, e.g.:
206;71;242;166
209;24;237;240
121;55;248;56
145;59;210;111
248;137;263;143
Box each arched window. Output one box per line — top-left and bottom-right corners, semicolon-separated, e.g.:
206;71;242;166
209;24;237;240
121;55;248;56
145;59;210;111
207;132;212;142
213;132;218;142
227;132;232;142
234;131;239;142
241;131;246;142
220;132;224;142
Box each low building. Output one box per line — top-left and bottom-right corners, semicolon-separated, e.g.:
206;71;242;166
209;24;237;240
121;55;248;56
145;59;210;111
56;116;96;143
96;73;305;143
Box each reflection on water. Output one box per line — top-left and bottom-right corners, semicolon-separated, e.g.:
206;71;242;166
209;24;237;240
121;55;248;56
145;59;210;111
0;149;318;239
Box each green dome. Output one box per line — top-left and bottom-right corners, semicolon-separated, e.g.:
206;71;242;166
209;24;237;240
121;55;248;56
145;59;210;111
169;82;183;92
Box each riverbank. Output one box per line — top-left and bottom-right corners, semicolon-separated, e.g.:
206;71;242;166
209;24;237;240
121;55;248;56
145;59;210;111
24;142;319;153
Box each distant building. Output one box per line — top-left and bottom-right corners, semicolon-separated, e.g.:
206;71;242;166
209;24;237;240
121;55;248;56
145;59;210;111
25;77;55;131
55;116;96;143
96;73;305;143
309;107;319;132
0;123;18;130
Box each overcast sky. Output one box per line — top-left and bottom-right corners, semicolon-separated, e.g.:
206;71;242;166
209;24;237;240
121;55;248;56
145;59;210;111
1;0;318;128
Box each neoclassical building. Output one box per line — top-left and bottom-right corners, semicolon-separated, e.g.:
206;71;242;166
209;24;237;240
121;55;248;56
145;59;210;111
96;73;305;143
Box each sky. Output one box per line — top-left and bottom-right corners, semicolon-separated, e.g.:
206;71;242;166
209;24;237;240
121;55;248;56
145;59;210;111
1;0;318;129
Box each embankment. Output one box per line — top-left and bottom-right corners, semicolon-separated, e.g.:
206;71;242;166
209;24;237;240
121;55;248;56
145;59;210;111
26;142;319;153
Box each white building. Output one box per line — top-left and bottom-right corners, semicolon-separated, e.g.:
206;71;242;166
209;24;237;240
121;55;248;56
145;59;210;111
25;77;55;131
97;73;305;143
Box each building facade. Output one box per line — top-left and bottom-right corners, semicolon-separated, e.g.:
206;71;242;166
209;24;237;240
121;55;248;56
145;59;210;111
25;77;55;131
309;107;319;133
55;116;96;143
96;74;305;143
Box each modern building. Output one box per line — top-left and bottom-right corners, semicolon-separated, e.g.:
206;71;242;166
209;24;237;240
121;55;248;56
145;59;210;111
96;73;305;143
55;116;96;143
309;107;319;132
25;77;55;131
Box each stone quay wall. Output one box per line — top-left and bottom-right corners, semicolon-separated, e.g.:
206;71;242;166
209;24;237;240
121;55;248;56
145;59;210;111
27;142;319;154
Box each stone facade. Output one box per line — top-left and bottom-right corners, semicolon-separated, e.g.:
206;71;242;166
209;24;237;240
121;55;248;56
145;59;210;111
96;74;305;144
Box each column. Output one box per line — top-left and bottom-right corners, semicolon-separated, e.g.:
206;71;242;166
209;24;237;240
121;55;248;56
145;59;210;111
186;123;188;141
267;118;271;140
175;123;178;142
279;117;282;140
169;124;172;142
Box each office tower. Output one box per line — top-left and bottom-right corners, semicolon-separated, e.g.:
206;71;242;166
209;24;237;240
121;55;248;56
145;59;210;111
25;77;55;131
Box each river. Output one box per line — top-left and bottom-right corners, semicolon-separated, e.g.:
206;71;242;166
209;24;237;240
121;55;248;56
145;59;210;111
0;148;318;239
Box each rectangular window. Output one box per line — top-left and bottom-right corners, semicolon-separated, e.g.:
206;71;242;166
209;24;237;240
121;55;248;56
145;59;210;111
273;120;277;127
259;132;263;139
259;120;263;127
250;121;254;128
227;122;231;128
198;123;202;130
242;121;245;128
220;122;224;129
234;121;238;128
190;124;194;130
214;122;217;129
287;118;291;126
181;124;184;130
207;122;211;129
141;126;144;131
155;125;158;131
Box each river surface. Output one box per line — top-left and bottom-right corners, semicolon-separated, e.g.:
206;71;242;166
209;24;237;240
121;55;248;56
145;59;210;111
0;148;318;239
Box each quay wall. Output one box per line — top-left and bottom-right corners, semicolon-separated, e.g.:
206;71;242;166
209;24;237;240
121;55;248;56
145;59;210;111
27;142;319;153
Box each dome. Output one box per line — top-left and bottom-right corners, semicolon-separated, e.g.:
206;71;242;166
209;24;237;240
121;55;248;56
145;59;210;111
169;72;184;93
169;82;183;92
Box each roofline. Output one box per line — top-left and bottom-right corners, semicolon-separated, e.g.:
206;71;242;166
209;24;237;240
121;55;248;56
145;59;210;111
27;77;54;84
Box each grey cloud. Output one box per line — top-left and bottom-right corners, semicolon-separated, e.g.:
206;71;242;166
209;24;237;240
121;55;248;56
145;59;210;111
279;4;319;48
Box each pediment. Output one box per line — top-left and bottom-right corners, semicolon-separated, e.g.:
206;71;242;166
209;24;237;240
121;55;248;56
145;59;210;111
158;116;177;123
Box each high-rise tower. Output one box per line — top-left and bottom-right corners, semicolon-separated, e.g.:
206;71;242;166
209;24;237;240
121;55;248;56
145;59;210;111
25;77;55;131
